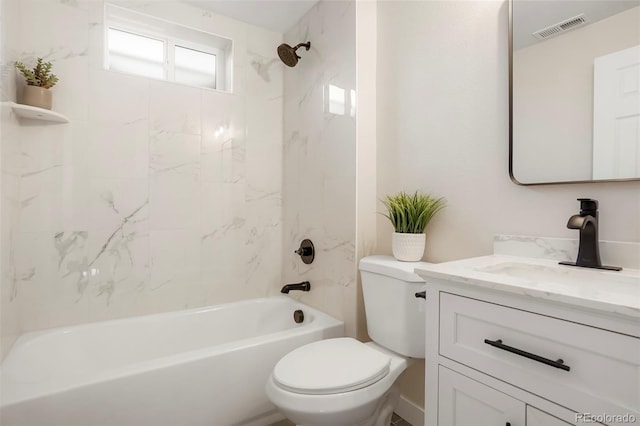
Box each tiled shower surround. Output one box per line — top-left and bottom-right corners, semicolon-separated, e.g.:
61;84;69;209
0;0;357;359
1;0;287;354
281;2;357;332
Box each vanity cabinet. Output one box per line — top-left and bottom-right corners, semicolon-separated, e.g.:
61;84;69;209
439;366;573;426
527;407;573;426
422;279;640;426
438;365;524;426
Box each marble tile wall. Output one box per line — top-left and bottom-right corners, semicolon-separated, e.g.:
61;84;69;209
282;1;357;334
0;0;21;359
1;0;284;343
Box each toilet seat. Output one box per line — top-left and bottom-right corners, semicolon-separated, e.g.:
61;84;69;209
272;338;390;395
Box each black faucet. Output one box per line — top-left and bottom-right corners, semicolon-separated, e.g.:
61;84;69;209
559;198;622;271
280;281;311;294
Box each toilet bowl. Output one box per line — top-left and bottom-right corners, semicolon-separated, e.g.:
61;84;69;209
265;338;413;426
266;256;429;426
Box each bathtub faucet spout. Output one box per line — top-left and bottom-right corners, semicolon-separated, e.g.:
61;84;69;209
280;281;311;294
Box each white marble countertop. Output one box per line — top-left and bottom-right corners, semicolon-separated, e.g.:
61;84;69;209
414;255;640;318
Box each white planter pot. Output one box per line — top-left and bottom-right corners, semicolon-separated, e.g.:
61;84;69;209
392;232;426;262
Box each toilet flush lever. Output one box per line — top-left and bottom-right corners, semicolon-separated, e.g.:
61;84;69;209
415;291;426;299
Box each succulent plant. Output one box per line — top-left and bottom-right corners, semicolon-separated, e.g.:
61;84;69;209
15;58;59;89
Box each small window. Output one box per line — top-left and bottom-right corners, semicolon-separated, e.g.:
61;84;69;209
107;28;165;80
174;45;217;89
105;4;231;92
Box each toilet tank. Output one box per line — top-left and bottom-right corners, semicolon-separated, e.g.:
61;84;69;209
359;255;429;358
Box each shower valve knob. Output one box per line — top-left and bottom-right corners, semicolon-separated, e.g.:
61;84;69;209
295;239;315;264
295;247;311;256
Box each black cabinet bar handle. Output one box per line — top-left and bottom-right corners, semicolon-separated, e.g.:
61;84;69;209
484;339;570;371
415;291;426;299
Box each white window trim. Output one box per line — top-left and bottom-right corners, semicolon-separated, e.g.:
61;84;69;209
104;5;230;92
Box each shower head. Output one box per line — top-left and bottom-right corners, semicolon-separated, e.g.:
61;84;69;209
277;41;311;67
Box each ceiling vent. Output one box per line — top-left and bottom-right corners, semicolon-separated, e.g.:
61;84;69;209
532;14;590;41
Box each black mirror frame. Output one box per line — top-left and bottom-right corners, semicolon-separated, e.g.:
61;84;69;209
508;0;640;186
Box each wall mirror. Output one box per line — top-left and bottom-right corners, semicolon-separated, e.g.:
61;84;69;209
510;0;640;185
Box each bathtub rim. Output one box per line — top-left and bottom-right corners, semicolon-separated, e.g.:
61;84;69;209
1;296;344;407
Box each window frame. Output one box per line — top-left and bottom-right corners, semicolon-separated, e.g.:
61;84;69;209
106;27;168;80
167;37;225;91
104;8;228;91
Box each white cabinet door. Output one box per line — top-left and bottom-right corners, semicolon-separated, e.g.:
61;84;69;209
526;406;573;426
438;366;525;426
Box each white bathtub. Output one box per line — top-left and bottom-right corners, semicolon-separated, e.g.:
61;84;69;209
0;296;344;426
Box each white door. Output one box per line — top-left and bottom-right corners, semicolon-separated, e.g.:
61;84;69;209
593;45;640;179
438;366;525;426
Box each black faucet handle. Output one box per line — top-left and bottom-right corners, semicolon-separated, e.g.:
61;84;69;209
561;198;622;272
577;198;598;215
294;239;315;264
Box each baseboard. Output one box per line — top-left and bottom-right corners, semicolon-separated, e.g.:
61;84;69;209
396;395;425;426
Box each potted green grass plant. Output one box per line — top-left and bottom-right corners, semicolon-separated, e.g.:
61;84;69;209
381;191;446;261
15;58;59;110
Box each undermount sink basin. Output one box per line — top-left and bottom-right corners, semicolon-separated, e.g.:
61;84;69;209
475;262;639;287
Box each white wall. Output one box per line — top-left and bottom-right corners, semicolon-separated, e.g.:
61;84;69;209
377;0;640;409
282;0;358;336
513;6;640;183
1;0;284;348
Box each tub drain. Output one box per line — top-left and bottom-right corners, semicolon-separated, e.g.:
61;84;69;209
293;310;304;323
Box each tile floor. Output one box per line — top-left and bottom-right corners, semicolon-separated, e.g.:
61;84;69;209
269;412;412;426
391;412;413;426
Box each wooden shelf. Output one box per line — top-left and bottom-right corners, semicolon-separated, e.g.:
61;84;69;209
5;102;69;123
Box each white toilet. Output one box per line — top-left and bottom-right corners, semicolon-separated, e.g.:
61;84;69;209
265;255;428;426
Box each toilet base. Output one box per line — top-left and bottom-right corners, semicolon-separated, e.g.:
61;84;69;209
294;384;400;426
266;343;412;426
369;383;401;426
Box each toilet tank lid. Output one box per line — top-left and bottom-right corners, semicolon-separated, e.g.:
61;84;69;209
359;255;430;283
